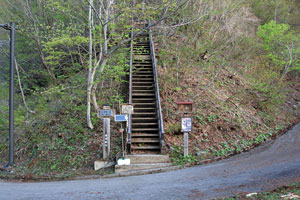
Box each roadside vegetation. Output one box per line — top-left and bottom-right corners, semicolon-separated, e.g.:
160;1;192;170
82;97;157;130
225;181;300;199
0;0;300;179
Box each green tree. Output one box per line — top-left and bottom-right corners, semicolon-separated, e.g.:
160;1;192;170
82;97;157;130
257;20;300;80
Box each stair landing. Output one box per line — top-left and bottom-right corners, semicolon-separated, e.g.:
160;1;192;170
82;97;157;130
115;154;171;173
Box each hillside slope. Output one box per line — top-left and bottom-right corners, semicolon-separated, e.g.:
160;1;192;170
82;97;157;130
156;1;300;164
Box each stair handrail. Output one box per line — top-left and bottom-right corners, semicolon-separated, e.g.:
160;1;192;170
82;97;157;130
127;17;134;151
148;20;165;147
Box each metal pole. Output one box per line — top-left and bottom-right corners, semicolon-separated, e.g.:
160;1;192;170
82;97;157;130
103;119;107;159
184;132;188;157
106;118;110;156
8;22;15;166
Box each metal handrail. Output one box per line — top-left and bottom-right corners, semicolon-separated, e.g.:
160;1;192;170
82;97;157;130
127;17;134;151
148;20;165;147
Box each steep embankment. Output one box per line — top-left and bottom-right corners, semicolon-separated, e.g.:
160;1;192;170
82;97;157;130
156;2;300;165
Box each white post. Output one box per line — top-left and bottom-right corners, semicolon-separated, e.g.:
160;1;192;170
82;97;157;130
184;132;189;157
103;118;107;159
106;118;110;156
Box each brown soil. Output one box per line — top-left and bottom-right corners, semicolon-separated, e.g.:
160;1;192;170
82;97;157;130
159;61;300;160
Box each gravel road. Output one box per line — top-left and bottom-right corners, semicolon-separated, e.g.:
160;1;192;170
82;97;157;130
1;123;300;200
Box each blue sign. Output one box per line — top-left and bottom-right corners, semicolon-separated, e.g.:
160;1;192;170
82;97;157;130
99;109;113;117
115;115;128;122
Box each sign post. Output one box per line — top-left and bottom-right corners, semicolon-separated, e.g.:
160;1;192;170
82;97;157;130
102;118;110;159
99;107;114;159
184;132;189;157
176;102;193;157
181;117;192;157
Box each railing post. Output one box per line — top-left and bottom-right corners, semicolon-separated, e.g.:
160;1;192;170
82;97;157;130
127;17;134;154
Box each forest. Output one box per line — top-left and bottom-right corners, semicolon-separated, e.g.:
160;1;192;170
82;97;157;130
0;0;300;179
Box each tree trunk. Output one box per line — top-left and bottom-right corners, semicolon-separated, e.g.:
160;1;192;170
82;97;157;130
87;0;94;129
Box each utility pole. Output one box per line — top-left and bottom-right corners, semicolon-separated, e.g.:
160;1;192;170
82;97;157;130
0;22;15;167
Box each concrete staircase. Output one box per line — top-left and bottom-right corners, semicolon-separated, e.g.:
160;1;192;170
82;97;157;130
115;154;172;174
130;28;160;154
115;22;169;174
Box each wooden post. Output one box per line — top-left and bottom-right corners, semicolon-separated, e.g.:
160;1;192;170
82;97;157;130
184;132;189;157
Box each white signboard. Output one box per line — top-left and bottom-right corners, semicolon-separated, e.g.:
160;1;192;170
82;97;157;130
181;117;192;132
122;104;134;114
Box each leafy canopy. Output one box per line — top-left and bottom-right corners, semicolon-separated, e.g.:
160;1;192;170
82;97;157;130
257;20;300;73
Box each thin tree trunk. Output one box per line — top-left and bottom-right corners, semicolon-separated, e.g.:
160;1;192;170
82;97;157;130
92;83;100;113
87;0;94;129
15;59;35;114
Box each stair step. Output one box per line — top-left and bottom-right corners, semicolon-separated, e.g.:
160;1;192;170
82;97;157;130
132;122;158;125
115;163;172;173
133;63;152;66
132;138;160;143
133;67;153;70
132;117;157;120
132;84;154;87
133;59;151;61
133;67;153;69
133;60;152;63
134;44;150;47
133;53;150;55
133;55;151;59
133;70;153;72
133;62;152;65
131;146;160;150
133;111;156;114
134;107;156;111
133;71;153;74
132;99;155;103
134;38;149;41
134;106;156;110
125;154;170;164
133;68;152;71
133;50;150;52
132;85;154;90
132;102;156;105
134;45;150;47
132;112;156;115
133;47;150;50
132;74;153;77
132;93;155;96
132;128;158;131
132;87;154;90
132;76;153;79
132;82;154;84
132;89;155;92
132;125;158;129
135;41;150;44
133;74;153;77
132;133;159;138
132;78;154;81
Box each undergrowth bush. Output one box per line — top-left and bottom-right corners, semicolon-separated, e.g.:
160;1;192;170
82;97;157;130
171;145;198;167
